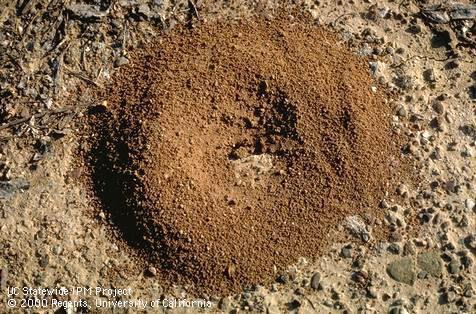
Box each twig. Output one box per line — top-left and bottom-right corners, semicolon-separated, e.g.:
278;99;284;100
64;67;102;87
304;296;316;310
0;102;96;131
0;108;67;131
188;0;200;20
122;20;128;54
391;54;452;69
330;13;356;27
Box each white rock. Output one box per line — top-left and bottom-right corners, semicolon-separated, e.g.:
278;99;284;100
465;199;475;210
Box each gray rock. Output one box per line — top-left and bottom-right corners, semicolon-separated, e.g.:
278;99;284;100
115;56;130;67
388;243;401;255
344;216;371;242
417;271;428;279
389;305;410;314
464;234;476;250
417;252;442;277
396;105;407;117
387;257;416;285
66;4;108;20
341;247;352;258
432;101;445;114
445;291;456;303
38;255;49;268
276;274;288;284
0;178;30;199
462;255;473;269
448;260;460;274
310;272;321;290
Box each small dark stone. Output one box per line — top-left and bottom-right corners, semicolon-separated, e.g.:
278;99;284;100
39;255;49;268
310;272;321;290
287;299;301;310
408;24;422;34
446;60;459;69
461;255;473;269
396;47;405;54
341;246;352;258
276;274;288;284
388;243;401;255
432;101;445;114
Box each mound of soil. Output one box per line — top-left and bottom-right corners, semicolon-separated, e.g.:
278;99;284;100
87;16;406;294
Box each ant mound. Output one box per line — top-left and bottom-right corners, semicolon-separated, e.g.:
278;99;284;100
87;16;407;294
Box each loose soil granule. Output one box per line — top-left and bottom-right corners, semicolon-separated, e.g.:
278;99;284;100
85;15;409;295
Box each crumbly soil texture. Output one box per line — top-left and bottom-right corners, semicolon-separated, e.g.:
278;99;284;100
86;16;407;294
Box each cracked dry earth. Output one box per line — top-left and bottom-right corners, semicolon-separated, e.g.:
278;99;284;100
0;0;475;314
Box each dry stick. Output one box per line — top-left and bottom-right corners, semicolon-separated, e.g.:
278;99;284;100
188;0;200;20
122;20;128;55
0;108;68;131
330;12;356;27
391;54;452;69
304;296;316;310
65;68;102;87
0;101;96;131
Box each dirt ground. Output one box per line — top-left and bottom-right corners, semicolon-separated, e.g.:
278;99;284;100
0;0;475;313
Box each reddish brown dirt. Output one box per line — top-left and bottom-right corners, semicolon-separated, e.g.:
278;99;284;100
86;15;408;295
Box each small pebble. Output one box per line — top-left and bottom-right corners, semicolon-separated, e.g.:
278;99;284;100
446;291;456;303
388;243;401;255
448;260;460;274
432;101;445;114
114;56;129;67
464;199;475;211
146;266;157;277
396;105;407;117
341;246;352;258
367;286;378;299
310;272;321;290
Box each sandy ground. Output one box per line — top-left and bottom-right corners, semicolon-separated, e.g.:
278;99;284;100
0;0;475;313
